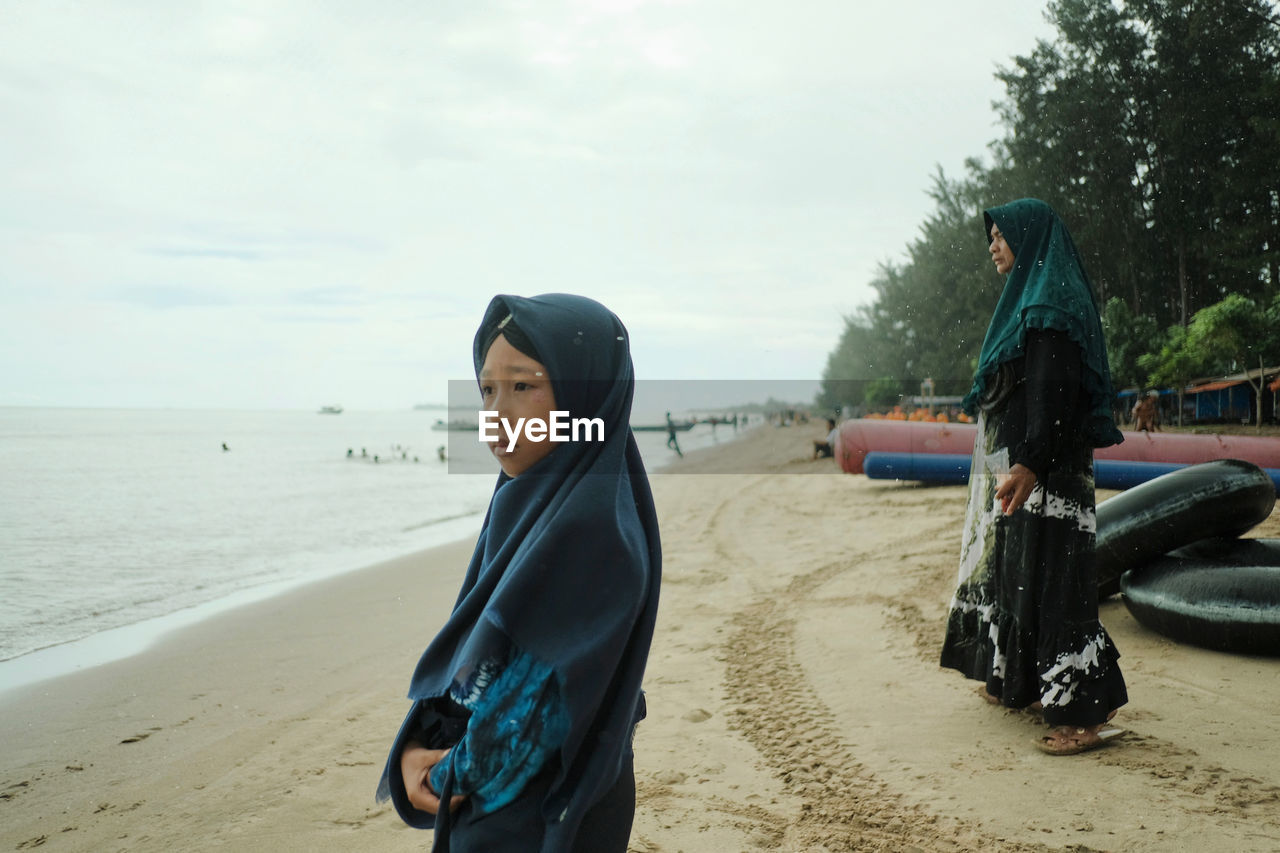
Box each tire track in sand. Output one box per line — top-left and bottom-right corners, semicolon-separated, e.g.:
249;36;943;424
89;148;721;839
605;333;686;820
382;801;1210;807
721;556;1059;853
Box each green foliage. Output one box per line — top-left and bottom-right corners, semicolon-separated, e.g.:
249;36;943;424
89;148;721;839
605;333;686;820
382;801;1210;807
864;378;904;409
1100;297;1162;390
999;0;1280;323
1139;293;1280;384
817;167;1002;410
1181;293;1280;374
1138;324;1201;390
819;0;1280;410
1140;292;1280;426
996;0;1154;311
817;316;877;410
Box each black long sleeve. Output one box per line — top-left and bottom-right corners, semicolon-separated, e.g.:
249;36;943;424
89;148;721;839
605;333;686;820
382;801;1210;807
1011;329;1082;480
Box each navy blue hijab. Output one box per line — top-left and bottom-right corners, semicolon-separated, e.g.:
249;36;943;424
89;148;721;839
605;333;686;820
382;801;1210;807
380;293;661;847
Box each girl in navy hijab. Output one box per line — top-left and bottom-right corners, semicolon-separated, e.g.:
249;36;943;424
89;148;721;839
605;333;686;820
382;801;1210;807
378;294;661;852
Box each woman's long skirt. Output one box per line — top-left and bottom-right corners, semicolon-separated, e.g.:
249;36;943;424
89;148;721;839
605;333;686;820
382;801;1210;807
940;412;1128;727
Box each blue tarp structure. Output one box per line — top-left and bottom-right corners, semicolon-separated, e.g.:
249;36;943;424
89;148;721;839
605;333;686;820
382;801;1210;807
1116;389;1177;398
1186;379;1251;421
1182;367;1280;423
1117;368;1280;425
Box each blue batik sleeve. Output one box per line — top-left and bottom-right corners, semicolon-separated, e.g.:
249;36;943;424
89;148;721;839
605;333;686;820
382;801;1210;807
428;648;569;814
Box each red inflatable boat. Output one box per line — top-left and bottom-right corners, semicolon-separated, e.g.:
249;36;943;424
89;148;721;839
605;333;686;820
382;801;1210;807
835;419;1280;475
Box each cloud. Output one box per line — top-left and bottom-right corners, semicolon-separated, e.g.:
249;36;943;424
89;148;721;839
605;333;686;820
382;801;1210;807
287;287;369;307
110;285;234;309
143;247;266;261
0;0;1057;409
266;312;362;325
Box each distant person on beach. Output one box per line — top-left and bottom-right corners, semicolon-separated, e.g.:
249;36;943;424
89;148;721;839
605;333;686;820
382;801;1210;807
940;199;1128;756
1132;392;1161;432
221;442;229;452
379;294;661;852
812;418;837;459
665;411;683;458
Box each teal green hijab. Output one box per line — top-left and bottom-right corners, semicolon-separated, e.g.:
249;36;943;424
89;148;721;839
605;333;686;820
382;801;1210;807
961;198;1123;448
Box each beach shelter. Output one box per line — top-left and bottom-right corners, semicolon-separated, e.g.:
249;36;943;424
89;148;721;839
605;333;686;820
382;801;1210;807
1185;366;1280;425
1185;377;1250;422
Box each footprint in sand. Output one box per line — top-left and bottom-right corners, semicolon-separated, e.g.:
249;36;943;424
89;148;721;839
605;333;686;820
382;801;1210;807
2;780;31;801
653;770;688;786
119;726;162;744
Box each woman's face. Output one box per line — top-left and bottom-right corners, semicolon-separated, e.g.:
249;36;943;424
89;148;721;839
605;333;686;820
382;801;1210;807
479;334;559;477
989;222;1015;275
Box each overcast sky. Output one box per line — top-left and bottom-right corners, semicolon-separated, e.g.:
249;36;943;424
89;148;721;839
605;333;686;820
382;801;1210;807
0;0;1056;410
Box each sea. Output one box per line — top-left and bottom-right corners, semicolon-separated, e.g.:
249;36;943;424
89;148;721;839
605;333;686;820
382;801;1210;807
0;407;735;692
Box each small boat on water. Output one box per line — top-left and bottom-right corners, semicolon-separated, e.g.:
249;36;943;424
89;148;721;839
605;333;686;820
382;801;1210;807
318;405;344;415
432;418;479;431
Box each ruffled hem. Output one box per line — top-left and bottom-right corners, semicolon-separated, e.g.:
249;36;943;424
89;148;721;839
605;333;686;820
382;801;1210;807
942;596;1126;723
1036;622;1122;708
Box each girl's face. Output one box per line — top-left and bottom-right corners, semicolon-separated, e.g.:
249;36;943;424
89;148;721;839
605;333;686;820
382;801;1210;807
479;334;559;477
989;222;1015;275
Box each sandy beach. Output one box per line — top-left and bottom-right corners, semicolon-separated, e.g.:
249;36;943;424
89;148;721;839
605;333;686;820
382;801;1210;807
3;424;1279;852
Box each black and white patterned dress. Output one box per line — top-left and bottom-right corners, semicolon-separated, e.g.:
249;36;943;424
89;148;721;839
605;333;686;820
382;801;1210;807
940;329;1128;727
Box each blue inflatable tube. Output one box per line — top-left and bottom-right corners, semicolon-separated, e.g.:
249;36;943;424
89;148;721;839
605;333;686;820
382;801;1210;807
863;452;970;484
862;452;1280;493
1093;459;1192;490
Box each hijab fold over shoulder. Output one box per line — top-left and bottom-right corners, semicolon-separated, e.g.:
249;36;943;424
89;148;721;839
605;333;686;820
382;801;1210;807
964;199;1123;448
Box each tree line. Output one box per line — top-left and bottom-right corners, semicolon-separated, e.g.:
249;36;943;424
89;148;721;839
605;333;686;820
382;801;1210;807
819;0;1280;422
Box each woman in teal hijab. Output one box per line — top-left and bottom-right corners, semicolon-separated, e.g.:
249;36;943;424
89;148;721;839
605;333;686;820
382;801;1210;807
941;199;1128;755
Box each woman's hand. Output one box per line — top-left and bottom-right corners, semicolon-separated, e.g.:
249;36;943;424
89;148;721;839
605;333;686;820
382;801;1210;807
400;741;466;815
995;463;1037;515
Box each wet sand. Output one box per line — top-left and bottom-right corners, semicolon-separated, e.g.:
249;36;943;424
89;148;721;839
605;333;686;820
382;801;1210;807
2;424;1278;851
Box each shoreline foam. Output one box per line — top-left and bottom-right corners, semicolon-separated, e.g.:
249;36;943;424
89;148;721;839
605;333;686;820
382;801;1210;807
0;511;487;696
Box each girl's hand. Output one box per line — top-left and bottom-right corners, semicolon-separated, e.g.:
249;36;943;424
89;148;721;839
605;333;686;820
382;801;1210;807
995;463;1037;515
400;742;466;815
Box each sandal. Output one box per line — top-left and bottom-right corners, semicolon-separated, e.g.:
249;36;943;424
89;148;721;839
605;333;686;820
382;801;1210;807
1034;725;1125;755
976;686;1001;706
